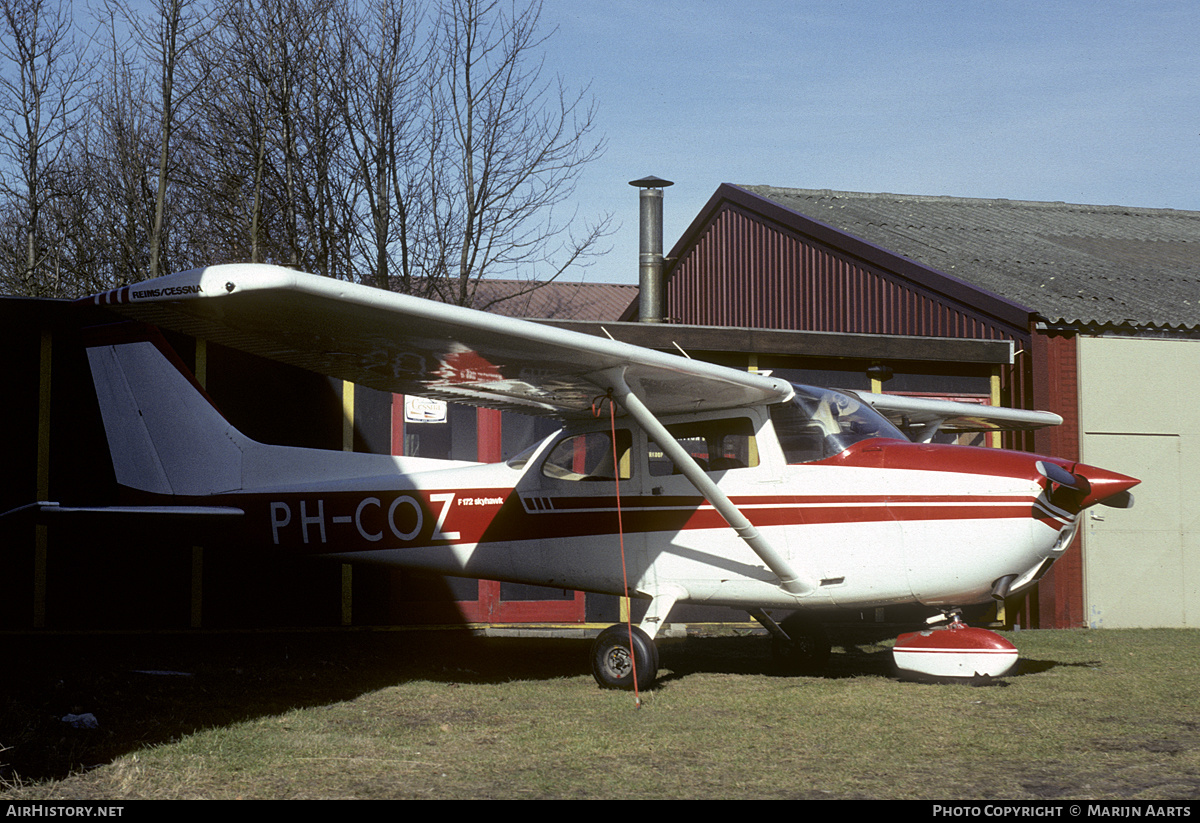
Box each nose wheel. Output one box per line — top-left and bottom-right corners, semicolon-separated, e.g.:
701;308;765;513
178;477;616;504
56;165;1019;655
591;624;659;691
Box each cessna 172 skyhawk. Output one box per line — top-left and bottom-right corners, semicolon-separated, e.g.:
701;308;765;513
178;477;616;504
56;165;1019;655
61;263;1137;689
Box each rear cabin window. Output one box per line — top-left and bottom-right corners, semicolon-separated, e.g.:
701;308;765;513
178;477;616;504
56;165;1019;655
648;417;758;476
542;430;633;481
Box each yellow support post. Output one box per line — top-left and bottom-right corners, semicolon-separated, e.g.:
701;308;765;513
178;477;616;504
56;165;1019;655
34;331;52;628
342;379;355;452
194;338;207;389
342;379;355;625
191;339;207;628
747;355;762;465
341;565;353;627
190;546;204;628
990;366;1002;448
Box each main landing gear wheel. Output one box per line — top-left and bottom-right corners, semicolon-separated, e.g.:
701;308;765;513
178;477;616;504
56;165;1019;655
591;624;659;691
772;613;831;675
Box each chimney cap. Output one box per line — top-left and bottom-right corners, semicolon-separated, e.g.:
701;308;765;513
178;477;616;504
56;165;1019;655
628;175;674;189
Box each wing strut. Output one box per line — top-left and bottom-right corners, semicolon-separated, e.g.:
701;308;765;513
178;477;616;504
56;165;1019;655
601;368;816;597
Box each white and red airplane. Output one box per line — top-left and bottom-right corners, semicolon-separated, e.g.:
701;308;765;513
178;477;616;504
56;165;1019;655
48;263;1138;688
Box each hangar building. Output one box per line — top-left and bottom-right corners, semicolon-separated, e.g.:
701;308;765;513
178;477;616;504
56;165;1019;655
5;184;1198;632
647;184;1200;629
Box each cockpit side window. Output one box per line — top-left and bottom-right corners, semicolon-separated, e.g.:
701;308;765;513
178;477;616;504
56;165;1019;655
542;430;633;481
770;400;829;464
648;417;758;476
771;385;905;464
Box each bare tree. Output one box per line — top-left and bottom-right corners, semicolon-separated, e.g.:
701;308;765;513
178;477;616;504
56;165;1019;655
0;0;609;301
423;0;609;306
85;26;158;286
194;0;283;265
336;0;428;292
298;0;352;279
0;0;88;296
104;0;225;279
200;0;352;276
261;0;341;275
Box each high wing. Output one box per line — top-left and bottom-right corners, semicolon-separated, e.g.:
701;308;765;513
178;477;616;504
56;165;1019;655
851;390;1062;442
82;264;793;419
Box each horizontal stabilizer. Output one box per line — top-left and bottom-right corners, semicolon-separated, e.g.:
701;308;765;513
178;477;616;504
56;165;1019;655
2;501;244;530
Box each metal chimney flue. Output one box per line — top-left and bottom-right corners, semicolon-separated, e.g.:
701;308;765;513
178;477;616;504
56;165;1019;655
629;175;673;323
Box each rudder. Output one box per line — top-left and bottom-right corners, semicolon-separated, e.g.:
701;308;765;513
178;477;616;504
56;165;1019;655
86;338;246;496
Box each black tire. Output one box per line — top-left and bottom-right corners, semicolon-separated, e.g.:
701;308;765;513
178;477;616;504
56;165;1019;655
772;613;831;675
591;624;659;691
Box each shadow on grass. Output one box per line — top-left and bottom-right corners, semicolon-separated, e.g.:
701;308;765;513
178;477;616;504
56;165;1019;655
2;630;1062;783
1;631;588;783
1017;657;1102;675
655;635;897;686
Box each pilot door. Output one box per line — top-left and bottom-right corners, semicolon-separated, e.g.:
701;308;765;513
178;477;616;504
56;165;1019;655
517;425;647;601
639;412;787;602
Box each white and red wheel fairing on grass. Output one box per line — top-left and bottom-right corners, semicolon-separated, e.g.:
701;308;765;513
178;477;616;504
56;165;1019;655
893;620;1019;680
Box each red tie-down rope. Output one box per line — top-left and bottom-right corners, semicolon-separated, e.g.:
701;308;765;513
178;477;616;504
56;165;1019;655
592;391;641;707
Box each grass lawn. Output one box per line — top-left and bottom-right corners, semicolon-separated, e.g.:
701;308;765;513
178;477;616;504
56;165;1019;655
2;627;1198;799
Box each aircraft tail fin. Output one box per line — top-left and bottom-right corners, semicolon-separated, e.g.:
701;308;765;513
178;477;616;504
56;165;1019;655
86;328;452;497
86;334;247;496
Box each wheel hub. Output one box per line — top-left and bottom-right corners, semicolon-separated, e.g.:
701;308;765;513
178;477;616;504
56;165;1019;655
603;646;632;678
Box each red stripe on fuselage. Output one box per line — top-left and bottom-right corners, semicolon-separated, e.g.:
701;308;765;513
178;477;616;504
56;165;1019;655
219;487;1057;557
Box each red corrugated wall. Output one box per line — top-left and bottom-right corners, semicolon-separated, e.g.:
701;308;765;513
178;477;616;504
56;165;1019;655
1031;330;1083;628
667;205;1022;341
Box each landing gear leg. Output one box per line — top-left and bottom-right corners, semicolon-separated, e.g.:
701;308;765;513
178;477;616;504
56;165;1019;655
751;609;831;675
591;624;659;691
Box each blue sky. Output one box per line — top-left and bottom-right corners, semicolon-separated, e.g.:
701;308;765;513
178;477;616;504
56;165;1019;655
537;1;1200;285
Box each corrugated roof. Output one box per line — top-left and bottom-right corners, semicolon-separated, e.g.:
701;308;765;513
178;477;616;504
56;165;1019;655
468;279;638;322
739;186;1200;330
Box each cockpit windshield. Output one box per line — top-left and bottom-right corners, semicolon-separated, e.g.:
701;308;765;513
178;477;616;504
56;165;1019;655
770;384;906;463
